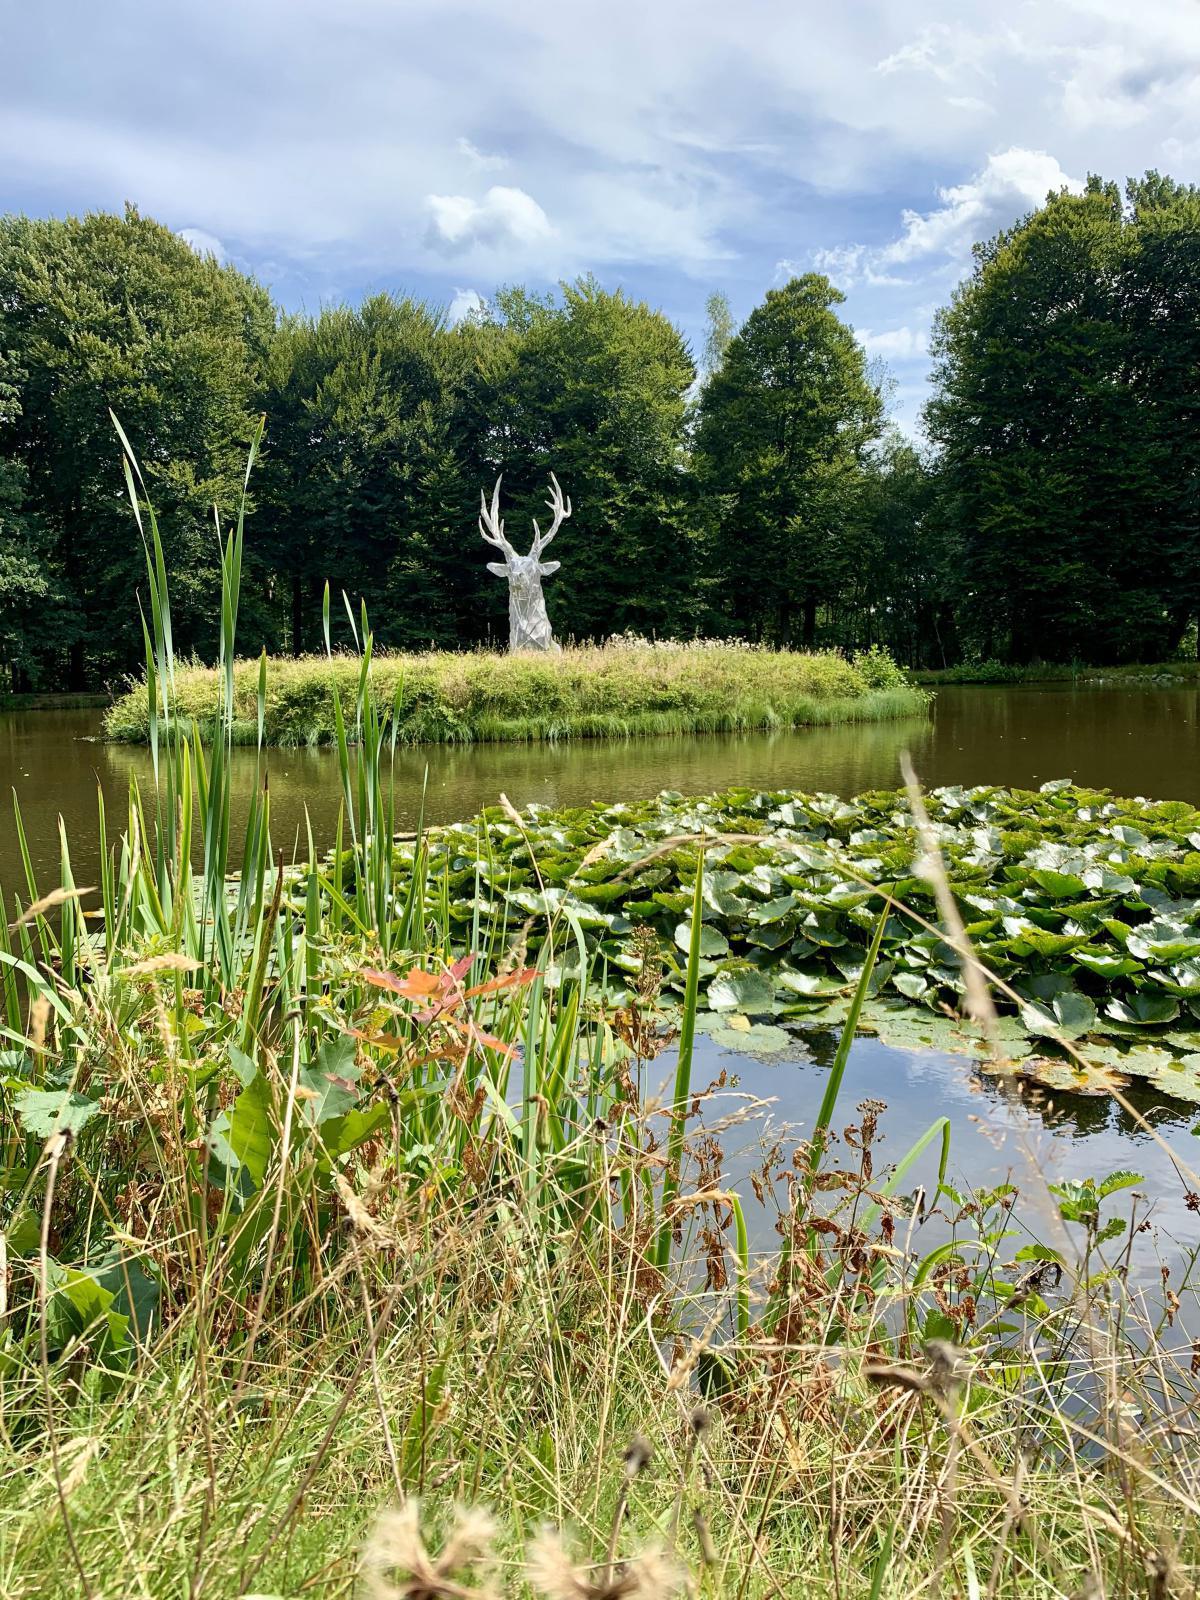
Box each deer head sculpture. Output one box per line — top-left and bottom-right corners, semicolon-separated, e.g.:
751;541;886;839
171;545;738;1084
479;472;571;652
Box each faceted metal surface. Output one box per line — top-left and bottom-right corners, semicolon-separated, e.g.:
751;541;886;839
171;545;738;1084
479;473;571;652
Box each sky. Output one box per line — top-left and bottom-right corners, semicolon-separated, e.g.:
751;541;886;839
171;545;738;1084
5;0;1200;434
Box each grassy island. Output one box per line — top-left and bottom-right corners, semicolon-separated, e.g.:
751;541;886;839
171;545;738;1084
103;639;926;746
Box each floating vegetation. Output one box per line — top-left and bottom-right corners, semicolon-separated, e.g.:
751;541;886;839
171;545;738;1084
392;779;1200;1100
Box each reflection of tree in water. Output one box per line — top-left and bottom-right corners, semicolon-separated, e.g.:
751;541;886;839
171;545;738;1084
799;1022;1197;1139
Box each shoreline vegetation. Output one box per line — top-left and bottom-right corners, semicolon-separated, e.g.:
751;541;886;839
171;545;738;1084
916;658;1200;686
7;439;1200;1596
103;638;927;747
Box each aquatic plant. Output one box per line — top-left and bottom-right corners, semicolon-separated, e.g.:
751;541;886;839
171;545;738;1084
389;780;1200;1101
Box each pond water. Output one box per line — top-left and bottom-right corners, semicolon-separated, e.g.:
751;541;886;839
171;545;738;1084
694;1031;1200;1288
4;683;1196;891
4;683;1199;1258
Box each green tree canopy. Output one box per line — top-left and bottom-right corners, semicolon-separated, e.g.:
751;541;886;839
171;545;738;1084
926;172;1200;664
0;358;67;688
256;294;467;653
694;275;884;644
0;204;273;684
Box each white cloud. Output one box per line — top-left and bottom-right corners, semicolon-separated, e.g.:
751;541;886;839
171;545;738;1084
856;325;927;360
457;136;508;171
808;245;862;280
1060;50;1150;132
876;35;951;81
448;286;486;325
880;147;1082;267
807;244;909;289
947;95;993;114
177;226;227;262
874;23;1006;88
425;185;553;253
1164;134;1200;164
5;0;1200;429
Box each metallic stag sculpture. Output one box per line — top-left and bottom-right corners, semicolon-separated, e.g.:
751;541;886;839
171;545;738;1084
479;472;572;651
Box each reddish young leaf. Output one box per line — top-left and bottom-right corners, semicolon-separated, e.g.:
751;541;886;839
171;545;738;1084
359;965;446;1000
463;967;539;1000
349;1027;408;1053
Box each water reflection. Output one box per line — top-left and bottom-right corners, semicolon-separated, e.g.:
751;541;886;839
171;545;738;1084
2;683;1197;890
687;1031;1200;1284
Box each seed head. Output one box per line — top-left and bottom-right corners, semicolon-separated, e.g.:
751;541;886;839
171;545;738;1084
360;1499;498;1600
526;1527;684;1600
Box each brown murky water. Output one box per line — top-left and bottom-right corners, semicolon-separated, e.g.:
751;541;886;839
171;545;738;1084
3;683;1195;891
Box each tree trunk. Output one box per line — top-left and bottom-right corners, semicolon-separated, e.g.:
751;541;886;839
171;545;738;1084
67;640;87;691
291;571;304;656
801;592;817;649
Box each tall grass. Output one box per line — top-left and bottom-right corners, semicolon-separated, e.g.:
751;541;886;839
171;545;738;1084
917;657;1200;685
104;640;927;747
2;430;1199;1597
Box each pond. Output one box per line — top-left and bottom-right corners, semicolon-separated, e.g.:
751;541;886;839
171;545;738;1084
5;683;1197;891
5;682;1199;1256
693;1028;1200;1290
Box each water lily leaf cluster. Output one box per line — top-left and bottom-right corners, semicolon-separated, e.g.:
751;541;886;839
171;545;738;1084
392;780;1200;1101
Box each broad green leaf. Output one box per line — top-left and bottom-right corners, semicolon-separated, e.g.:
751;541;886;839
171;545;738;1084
44;1263;129;1353
674;922;729;959
707;967;776;1015
711;1023;791;1054
1104;993;1179;1027
208;1069;276;1195
1019;991;1097;1041
1072;948;1143;979
14;1088;103;1139
298;1034;362;1126
1029;869;1087;899
320;1099;393;1159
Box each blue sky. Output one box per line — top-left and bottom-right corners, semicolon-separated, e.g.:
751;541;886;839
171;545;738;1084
6;0;1200;433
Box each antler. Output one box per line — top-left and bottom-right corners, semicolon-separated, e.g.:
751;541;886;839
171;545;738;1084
531;472;571;556
478;476;514;558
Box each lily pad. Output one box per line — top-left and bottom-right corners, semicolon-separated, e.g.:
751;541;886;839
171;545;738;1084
707;967;776;1015
674;921;730;959
1019;991;1097;1041
1020;1056;1130;1097
711;1023;792;1055
393;778;1200;1104
1104;993;1180;1027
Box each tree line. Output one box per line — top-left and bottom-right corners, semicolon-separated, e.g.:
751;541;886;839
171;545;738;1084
0;175;1197;691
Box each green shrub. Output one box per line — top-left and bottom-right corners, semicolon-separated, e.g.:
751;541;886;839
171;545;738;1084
850;644;909;690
